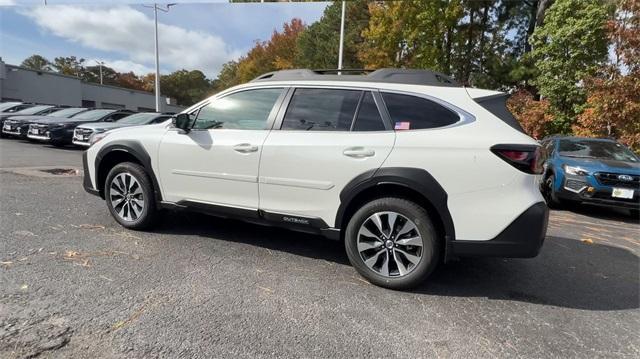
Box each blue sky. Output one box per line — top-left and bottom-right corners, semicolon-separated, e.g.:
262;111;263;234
0;1;330;78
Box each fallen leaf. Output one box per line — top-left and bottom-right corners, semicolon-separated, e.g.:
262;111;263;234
64;250;80;258
18;257;28;261
20;284;28;290
581;238;594;244
258;286;273;293
0;261;13;266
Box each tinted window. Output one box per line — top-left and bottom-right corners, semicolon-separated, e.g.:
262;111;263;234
69;109;115;121
50;108;87;118
352;92;385;131
282;88;360;131
193;88;282;130
382;93;459;130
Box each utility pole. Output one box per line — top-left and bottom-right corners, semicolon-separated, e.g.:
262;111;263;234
338;1;346;73
143;3;176;112
95;60;104;85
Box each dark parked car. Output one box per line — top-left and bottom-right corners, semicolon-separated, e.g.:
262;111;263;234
0;105;63;138
27;109;135;147
2;107;91;139
73;112;173;147
540;136;640;216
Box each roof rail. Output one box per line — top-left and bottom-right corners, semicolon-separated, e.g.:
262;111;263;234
250;68;459;87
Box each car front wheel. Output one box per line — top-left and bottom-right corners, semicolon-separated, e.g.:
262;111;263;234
105;162;157;230
344;197;440;290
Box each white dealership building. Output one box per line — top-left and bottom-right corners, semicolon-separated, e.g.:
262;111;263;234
0;58;183;113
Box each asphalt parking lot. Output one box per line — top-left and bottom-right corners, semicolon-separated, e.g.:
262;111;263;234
1;138;638;358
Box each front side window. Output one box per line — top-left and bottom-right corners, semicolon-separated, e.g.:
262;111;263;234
193;88;283;130
281;88;361;131
382;93;460;130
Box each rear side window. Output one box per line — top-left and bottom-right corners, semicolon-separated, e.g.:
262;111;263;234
382;93;459;130
281;88;360;131
352;92;386;131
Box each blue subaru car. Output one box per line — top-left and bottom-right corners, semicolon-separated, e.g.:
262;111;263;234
540;136;640;216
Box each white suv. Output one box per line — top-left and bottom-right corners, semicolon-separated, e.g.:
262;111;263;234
83;69;548;289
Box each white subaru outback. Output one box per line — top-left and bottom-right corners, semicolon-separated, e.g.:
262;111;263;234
83;69;548;289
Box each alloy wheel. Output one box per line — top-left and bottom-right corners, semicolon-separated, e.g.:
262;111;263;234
356;211;424;277
109;172;145;222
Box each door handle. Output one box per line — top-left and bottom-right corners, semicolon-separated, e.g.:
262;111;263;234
343;147;375;158
233;143;259;153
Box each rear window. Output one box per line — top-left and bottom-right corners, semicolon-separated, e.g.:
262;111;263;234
475;94;525;133
382;93;459;130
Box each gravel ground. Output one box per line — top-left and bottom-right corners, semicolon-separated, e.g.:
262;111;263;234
1;139;639;358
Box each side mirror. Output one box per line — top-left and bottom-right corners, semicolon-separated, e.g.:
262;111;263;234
173;113;192;132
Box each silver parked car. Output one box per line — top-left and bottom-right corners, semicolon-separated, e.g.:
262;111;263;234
73;112;173;147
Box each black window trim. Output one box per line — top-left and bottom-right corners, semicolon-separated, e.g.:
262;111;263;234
378;89;475;131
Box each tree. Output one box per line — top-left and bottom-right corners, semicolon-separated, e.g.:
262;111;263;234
507;89;554;139
21;54;52;71
82;65;118;86
573;0;640;151
52;56;86;77
160;70;213;106
297;0;371;69
530;0;610;134
116;72;149;92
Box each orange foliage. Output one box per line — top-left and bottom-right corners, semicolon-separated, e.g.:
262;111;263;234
573;73;640;151
507;90;555;140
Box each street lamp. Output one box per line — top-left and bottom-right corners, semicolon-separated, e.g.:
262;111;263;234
143;3;176;111
95;60;105;85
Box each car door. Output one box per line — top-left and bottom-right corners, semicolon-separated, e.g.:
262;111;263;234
157;87;285;209
258;87;395;227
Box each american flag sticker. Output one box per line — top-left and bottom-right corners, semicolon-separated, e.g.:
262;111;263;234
394;121;411;130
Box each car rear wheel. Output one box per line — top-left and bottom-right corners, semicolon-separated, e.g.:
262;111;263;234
344;197;440;290
105;162;157;230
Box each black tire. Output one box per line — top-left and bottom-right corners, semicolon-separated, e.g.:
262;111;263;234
344;197;440;290
543;174;563;209
630;209;639;219
51;141;66;147
105;162;157;230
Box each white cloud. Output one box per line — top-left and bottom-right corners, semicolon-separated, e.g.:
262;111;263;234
90;58;155;76
21;5;239;77
0;0;16;6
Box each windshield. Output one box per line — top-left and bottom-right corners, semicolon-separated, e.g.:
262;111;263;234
117;113;159;125
558;139;638;162
48;108;87;118
0;102;20;112
15;105;52;115
67;109;115;121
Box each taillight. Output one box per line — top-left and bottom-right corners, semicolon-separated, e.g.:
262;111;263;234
491;144;542;174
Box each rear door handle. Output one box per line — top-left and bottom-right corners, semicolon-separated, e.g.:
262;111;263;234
233;143;259;153
343;147;375;158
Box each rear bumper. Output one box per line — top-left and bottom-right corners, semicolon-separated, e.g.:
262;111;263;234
449;202;549;258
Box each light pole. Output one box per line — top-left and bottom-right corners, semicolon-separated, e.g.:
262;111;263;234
95;60;104;85
143;3;176;111
338;1;346;73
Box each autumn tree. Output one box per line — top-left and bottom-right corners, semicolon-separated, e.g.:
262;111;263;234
507;89;554;139
530;0;610;134
116;72;149;92
21;54;52;71
573;0;640;151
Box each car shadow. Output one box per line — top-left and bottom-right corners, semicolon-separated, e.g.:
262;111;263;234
153;212;638;311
